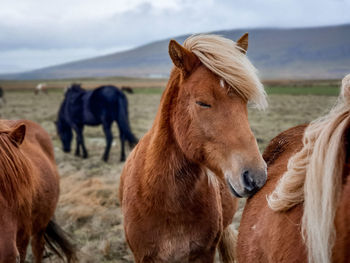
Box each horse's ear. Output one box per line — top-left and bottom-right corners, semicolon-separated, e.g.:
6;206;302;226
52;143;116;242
169;40;198;75
9;124;26;145
236;33;249;54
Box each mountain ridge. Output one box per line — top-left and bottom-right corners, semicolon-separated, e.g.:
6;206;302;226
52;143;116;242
1;24;350;80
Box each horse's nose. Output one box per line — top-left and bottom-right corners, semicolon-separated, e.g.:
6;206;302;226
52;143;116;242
241;169;267;196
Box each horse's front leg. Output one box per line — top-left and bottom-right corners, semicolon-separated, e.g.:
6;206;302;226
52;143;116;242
119;132;126;162
102;121;113;162
189;249;216;263
80;135;88;159
75;134;80;156
116;125;126;162
31;231;45;263
189;236;219;263
17;233;30;263
74;126;88;158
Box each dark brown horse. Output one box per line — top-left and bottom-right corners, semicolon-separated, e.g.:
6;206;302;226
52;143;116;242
121;86;134;94
237;74;350;263
0;120;76;263
119;33;267;262
34;83;48;95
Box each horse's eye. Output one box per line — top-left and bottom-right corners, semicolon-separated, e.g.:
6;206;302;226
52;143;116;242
196;101;211;108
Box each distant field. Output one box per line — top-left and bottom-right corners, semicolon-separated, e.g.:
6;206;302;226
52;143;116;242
0;76;168;90
133;84;341;96
0;77;342;96
265;85;340;96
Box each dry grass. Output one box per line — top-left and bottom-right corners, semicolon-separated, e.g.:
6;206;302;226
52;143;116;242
0;84;337;262
0;77;167;90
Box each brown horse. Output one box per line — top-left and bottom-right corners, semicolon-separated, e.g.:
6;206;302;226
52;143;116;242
121;86;134;94
119;33;268;262
237;74;350;263
35;83;48;95
0;120;76;263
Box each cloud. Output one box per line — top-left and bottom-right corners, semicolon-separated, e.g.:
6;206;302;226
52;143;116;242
0;0;350;73
0;47;130;73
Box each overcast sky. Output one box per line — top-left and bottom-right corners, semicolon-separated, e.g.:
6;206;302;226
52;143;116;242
1;0;350;74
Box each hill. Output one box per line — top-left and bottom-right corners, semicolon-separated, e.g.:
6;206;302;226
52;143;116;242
1;24;350;80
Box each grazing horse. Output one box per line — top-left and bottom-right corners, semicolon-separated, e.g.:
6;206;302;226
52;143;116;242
35;83;48;95
0;119;76;263
119;34;268;262
56;84;138;162
237;74;350;263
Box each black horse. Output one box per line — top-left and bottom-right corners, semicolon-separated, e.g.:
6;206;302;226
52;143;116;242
56;84;138;162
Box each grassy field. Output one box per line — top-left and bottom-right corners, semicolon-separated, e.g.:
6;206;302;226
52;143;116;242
265;85;340;96
0;78;340;262
0;76;168;90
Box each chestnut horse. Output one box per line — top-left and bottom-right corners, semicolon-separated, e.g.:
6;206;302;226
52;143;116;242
35;83;48;95
237;74;350;263
0;120;76;263
119;34;268;262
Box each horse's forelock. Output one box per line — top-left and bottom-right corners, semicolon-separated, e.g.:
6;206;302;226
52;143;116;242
183;34;267;110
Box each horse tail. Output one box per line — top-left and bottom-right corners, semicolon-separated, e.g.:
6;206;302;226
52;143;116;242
44;220;77;263
218;226;237;263
116;94;138;146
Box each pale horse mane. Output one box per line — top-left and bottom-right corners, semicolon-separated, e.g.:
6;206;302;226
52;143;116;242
268;74;350;263
183;34;267;110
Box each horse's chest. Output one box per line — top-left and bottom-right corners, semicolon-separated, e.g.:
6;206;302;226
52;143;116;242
157;228;191;262
157;222;219;262
124;172;224;261
158;208;222;260
126;207;222;262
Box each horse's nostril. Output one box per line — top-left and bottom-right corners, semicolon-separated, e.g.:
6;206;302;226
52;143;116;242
242;170;257;192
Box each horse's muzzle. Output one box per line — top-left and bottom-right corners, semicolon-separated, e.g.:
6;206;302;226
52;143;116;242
241;168;267;197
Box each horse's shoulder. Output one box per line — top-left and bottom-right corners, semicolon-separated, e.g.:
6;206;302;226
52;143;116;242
263;124;308;166
119;134;151;202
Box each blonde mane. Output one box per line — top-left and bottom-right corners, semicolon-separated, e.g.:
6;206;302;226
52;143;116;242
183;34;267;110
268;74;350;263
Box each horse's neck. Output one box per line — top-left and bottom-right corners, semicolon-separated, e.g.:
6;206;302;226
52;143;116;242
63;91;86;122
141;74;203;206
142;138;202;208
59;100;69;123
